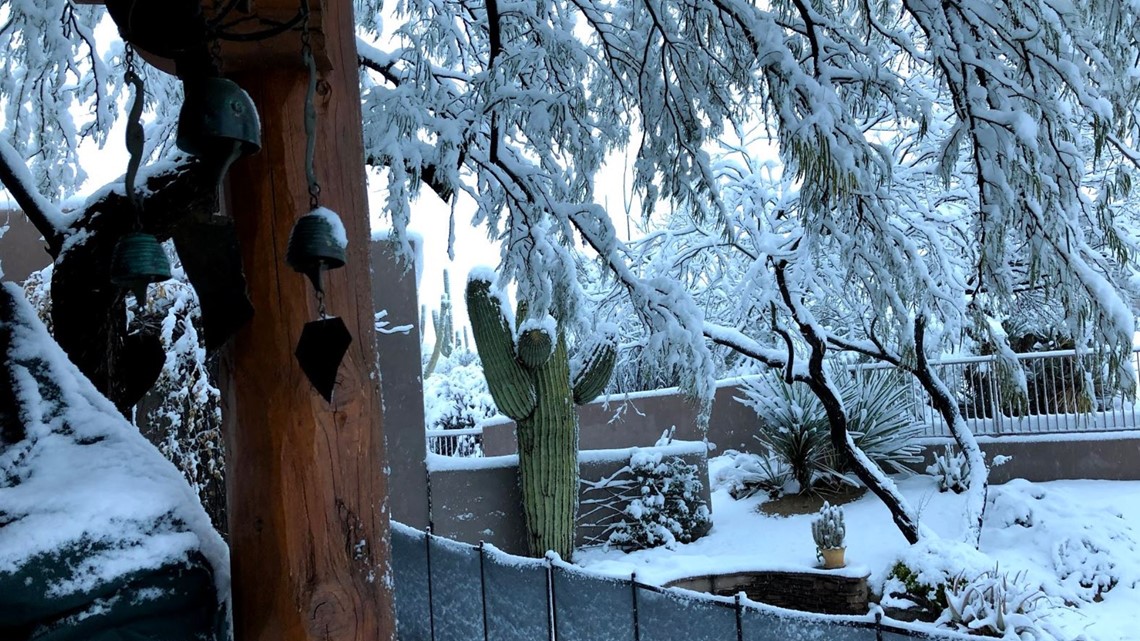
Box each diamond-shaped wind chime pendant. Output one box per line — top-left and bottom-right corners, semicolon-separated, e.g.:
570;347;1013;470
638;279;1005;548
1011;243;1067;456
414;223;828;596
287;208;351;402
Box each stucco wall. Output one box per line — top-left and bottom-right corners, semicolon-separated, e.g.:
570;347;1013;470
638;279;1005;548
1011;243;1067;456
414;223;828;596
427;443;711;556
0;209;52;283
482;382;760;456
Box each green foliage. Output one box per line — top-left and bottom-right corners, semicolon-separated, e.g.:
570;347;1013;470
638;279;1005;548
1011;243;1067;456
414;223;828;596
606;453;712;552
736;369;924;495
886;561;949;619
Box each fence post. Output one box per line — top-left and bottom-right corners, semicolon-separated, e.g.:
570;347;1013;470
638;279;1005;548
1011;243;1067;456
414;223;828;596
425;526;436;641
630;572;641;641
546;554;558;641
875;608;883;641
734;592;743;641
479;541;489;641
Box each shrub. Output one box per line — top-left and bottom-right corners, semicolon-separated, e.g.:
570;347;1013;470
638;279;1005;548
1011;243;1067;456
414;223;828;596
735;369;924;494
605;451;712;551
941;567;1049;639
927;445;969;493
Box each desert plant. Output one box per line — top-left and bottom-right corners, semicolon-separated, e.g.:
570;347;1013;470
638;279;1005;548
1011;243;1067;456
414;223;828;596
812;502;846;551
422;270;456;379
928;445;969;494
736;369;924;494
941;567;1049;639
604;452;712;551
466;271;616;559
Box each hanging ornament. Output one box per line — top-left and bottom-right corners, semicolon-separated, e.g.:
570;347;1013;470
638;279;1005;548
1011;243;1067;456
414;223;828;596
176;76;261;189
288;2;352;403
112;46;171;310
286;208;346;292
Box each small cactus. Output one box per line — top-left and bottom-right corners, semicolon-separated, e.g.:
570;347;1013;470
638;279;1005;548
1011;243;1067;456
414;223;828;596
423;270;455;378
812;501;846;550
466;271;617;559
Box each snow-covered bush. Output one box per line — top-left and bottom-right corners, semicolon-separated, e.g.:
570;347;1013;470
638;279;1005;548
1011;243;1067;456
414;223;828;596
927;445;969;494
605;451;712;551
1053;536;1119;603
422;350;496;456
812;502;846;551
940;568;1049;639
22;264;227;532
712;449;793;498
882;539;995;620
736;369;923;494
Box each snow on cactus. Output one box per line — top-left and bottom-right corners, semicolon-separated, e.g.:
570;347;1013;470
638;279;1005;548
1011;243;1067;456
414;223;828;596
812;502;846;551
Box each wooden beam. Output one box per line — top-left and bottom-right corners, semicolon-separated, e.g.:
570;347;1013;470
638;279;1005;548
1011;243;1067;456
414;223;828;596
214;0;396;640
79;0;329;73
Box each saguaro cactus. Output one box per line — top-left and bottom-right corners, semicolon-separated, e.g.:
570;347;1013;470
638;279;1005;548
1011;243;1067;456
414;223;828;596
466;271;617;559
423;270;455;379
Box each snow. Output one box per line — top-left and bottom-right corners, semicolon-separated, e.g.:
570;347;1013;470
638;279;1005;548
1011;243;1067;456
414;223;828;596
0;283;229;604
576;454;1140;641
309;206;348;249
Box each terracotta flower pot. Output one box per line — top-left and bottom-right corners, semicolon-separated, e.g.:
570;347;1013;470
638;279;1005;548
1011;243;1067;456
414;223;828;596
819;547;846;569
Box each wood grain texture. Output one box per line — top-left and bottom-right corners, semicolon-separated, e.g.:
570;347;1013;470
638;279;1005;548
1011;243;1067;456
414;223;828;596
217;1;396;640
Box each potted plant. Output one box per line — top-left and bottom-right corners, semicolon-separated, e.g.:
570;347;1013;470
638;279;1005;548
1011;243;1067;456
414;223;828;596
812;502;846;569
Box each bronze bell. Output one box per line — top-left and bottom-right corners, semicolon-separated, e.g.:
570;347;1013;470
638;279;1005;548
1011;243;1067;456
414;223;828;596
176;77;261;185
110;232;172;306
286;209;347;292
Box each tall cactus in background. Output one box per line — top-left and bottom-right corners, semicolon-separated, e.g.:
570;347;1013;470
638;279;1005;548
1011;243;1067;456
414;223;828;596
423;270;455;379
466;271;617;559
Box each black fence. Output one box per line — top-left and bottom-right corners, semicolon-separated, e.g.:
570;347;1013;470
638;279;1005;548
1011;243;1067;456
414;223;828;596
390;523;967;641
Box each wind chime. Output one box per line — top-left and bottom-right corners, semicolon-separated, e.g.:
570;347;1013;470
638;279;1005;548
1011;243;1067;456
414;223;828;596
109;46;172;308
286;0;352;403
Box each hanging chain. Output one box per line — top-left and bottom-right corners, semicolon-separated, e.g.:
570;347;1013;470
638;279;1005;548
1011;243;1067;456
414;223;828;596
316;288;328;319
123;46;147;223
206;0;225;74
300;0;321;210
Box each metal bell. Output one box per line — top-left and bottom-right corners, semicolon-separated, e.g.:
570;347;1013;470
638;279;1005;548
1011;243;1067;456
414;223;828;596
177;77;261;157
286;210;347;292
110;232;172;305
176;77;261;189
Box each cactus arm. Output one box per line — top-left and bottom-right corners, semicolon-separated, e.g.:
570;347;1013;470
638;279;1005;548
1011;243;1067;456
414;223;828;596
466;277;536;420
572;339;617;405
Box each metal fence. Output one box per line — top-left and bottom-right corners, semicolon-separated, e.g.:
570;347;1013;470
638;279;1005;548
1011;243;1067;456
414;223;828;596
390;523;967;641
426;427;483;457
854;348;1140;438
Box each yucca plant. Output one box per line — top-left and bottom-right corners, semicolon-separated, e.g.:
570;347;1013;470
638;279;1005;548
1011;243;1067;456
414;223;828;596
736;367;924;495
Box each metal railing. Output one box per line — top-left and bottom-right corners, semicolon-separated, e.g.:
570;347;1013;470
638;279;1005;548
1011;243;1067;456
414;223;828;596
425;426;483;457
853;348;1140;438
390;522;967;641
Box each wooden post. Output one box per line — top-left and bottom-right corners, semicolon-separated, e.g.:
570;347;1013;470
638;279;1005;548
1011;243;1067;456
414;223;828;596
214;1;396;640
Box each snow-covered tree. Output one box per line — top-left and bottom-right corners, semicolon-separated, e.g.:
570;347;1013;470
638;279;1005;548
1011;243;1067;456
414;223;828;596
3;0;1138;545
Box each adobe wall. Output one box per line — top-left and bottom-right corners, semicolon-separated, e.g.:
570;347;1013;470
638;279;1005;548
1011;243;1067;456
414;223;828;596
0;209;52;282
427;443;711;556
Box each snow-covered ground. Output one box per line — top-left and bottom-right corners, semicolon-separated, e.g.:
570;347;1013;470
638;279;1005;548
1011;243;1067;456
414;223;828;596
577;456;1140;641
